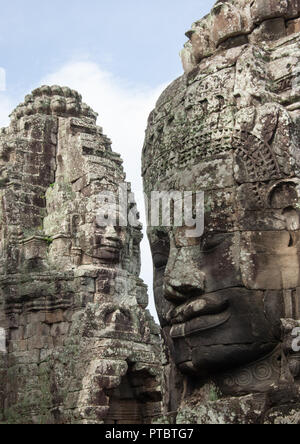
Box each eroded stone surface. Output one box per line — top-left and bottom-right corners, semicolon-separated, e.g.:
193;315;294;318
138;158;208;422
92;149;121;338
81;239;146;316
143;0;300;424
181;0;300;73
0;86;163;424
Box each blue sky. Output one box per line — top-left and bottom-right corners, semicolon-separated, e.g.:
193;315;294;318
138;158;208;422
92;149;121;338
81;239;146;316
0;0;216;320
0;0;215;100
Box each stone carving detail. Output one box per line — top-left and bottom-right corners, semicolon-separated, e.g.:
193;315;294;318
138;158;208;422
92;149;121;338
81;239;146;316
0;87;163;424
143;0;300;424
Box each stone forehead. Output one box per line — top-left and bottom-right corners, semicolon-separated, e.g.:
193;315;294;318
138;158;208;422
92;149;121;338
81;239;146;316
143;97;297;190
10;85;98;122
142;15;300;235
143;33;300;192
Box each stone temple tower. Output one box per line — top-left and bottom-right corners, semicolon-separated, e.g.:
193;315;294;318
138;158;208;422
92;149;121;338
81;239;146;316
143;0;300;424
0;86;163;424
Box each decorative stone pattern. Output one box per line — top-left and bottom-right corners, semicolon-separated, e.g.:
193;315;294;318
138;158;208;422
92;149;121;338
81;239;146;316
143;0;300;424
0;86;163;424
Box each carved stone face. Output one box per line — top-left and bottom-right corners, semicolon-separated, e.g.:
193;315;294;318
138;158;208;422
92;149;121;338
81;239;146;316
143;27;300;377
148;191;300;375
93;224;125;263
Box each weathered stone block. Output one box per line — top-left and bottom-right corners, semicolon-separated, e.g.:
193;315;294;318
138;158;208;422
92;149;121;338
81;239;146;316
211;2;244;46
287;17;300;35
249;18;286;43
45;310;64;325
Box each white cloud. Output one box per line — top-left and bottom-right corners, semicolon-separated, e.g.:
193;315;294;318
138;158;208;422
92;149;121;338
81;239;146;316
41;61;167;322
0;68;6;92
0;93;13;128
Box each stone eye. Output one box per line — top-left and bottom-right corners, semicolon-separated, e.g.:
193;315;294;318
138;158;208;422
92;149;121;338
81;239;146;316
151;232;170;269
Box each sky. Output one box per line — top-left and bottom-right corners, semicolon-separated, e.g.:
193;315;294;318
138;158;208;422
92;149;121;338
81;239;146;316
0;0;216;321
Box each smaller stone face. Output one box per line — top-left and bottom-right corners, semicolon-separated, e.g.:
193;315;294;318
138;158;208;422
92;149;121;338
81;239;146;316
0;86;163;424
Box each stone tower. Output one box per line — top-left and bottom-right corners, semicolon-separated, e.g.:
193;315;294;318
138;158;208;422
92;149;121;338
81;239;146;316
0;86;162;424
143;0;300;424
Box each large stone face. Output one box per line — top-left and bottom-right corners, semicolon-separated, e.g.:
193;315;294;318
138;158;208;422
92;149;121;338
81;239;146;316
0;86;163;424
143;0;300;424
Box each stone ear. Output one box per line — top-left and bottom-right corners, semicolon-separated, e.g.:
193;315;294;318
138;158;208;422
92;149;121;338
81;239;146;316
267;180;300;230
268;180;300;209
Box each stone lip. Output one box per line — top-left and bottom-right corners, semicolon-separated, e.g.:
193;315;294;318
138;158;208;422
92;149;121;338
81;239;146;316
181;0;300;73
170;310;232;339
9;84;98;122
167;294;230;325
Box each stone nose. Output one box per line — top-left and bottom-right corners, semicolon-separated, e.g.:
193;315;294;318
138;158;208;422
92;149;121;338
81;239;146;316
164;267;206;304
104;225;119;241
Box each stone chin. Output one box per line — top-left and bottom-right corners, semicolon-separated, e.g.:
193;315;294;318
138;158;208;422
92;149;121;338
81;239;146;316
175;342;278;377
162;287;283;377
